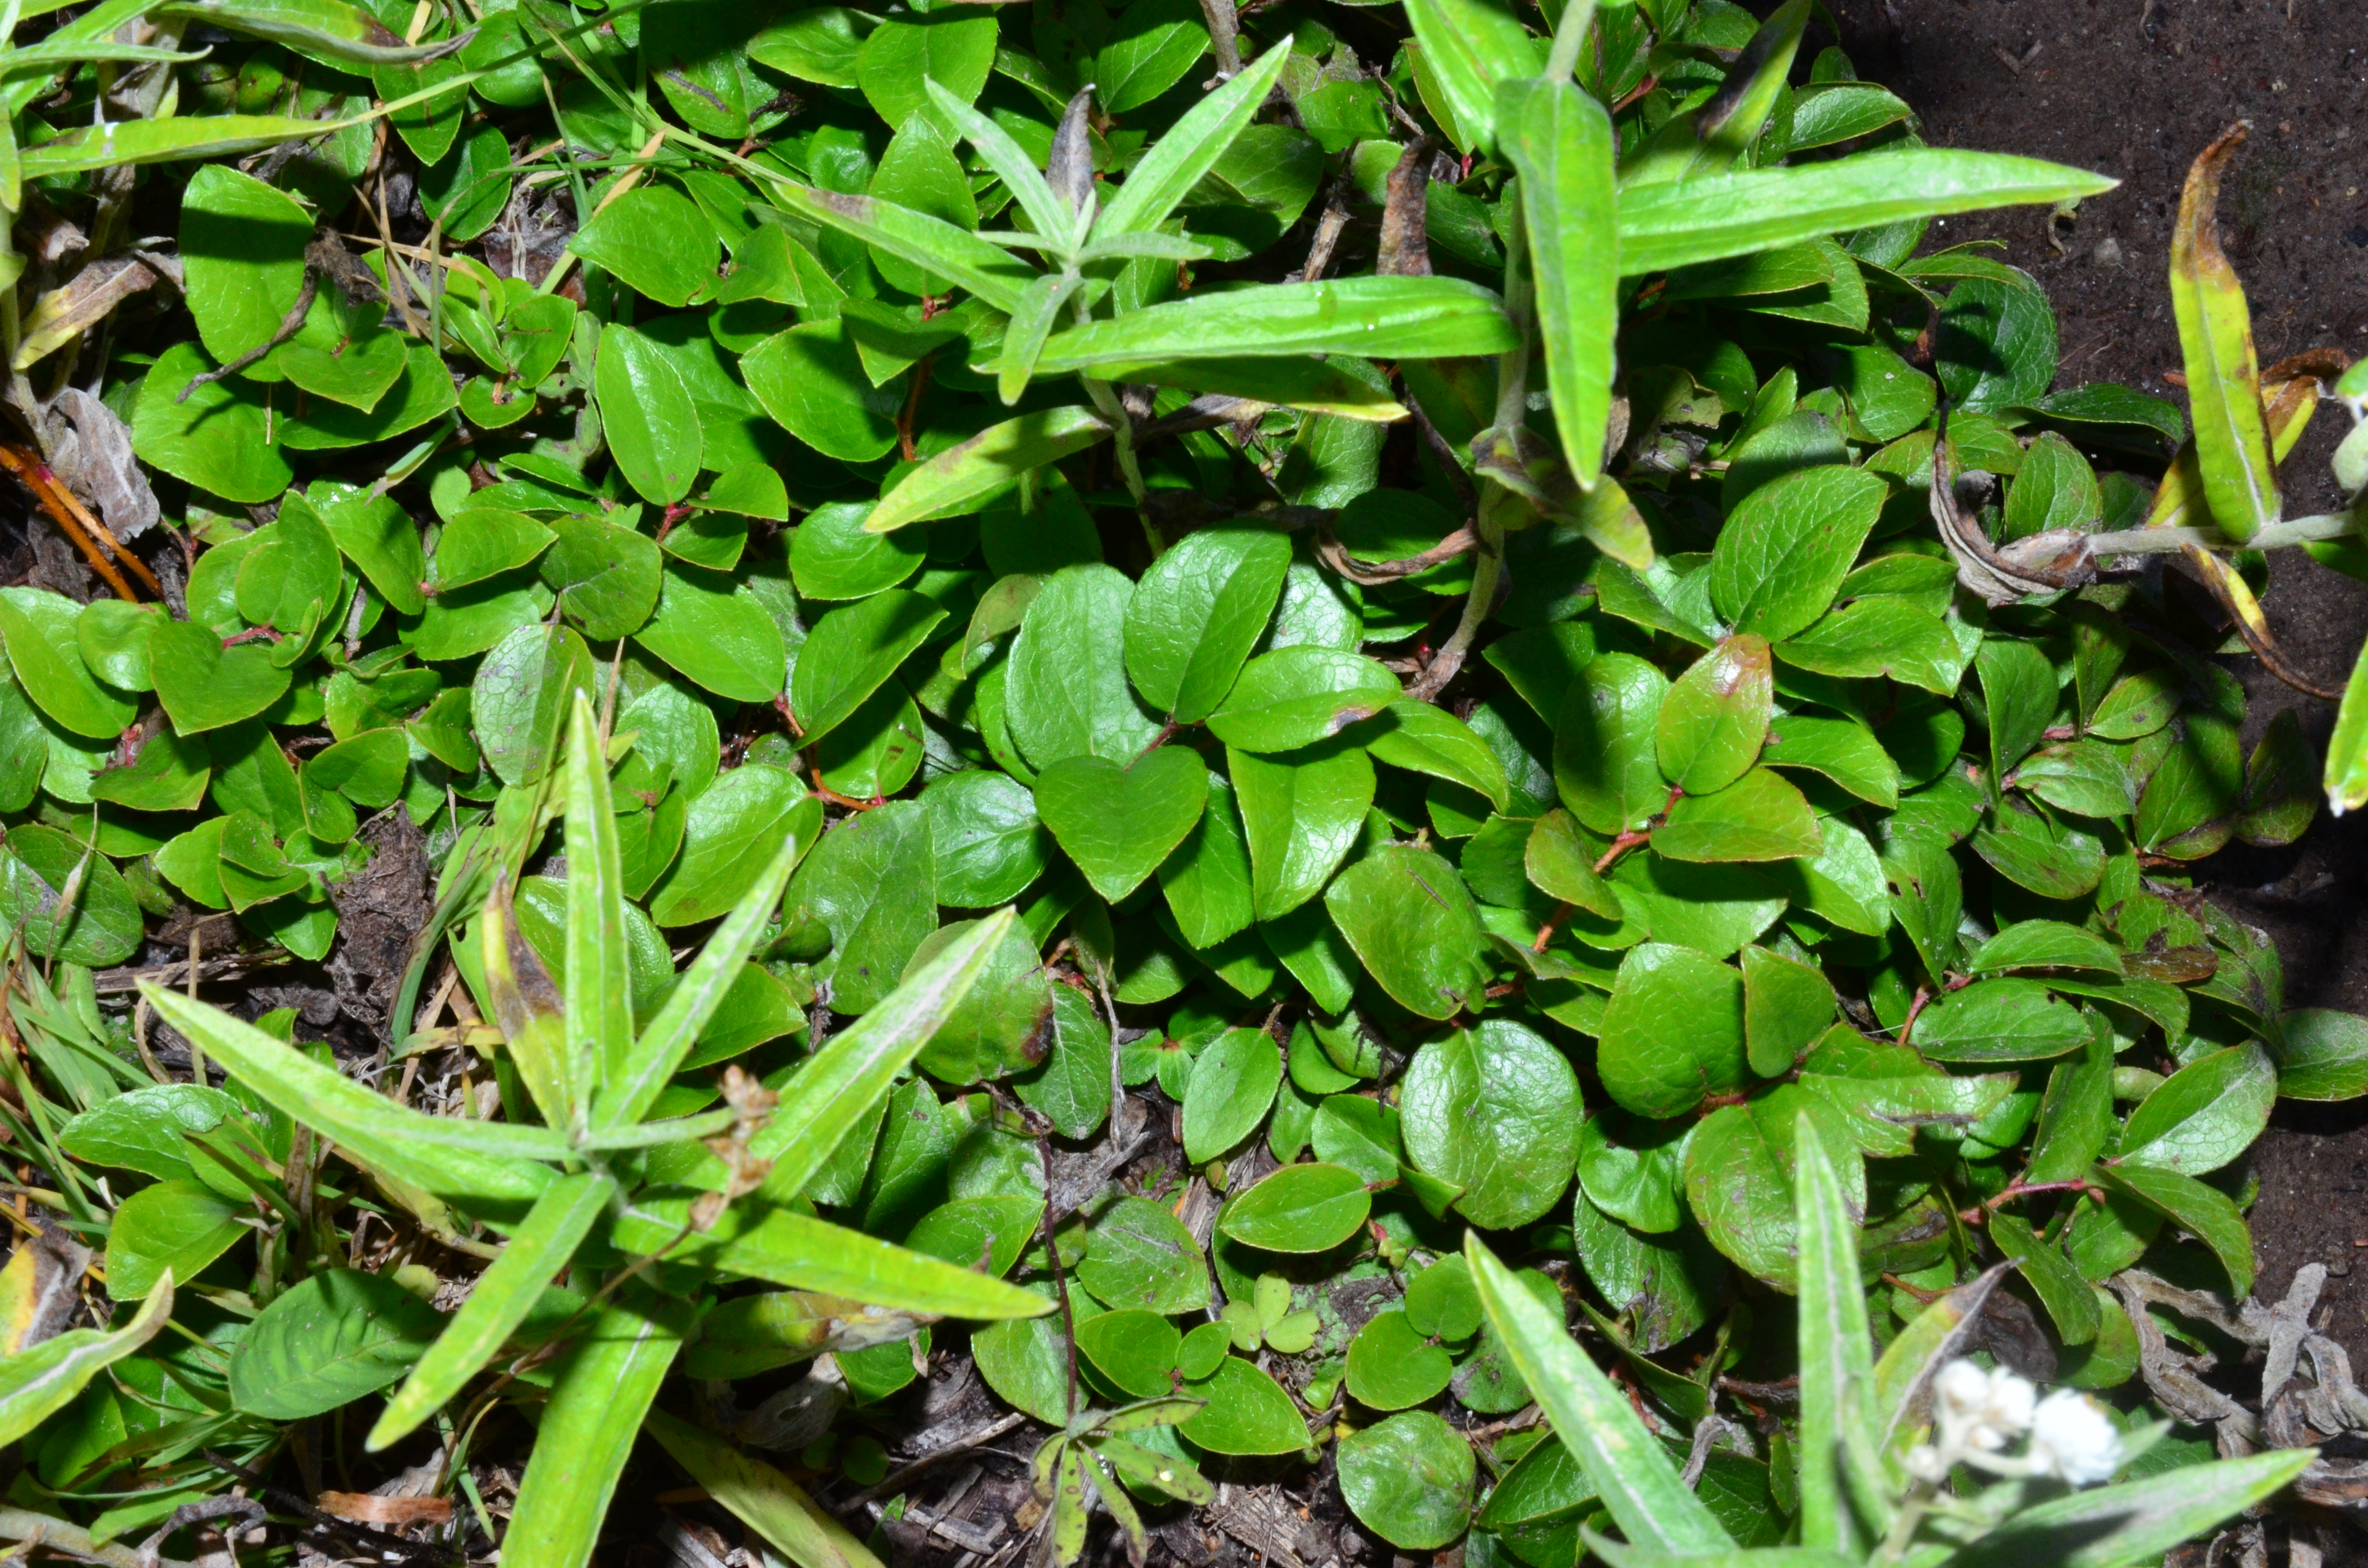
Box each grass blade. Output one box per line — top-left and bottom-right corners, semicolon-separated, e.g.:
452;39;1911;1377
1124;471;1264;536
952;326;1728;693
645;1411;885;1568
1090;40;1292;240
1498;76;1617;490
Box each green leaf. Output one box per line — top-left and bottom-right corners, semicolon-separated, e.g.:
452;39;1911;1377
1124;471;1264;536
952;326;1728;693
1654;768;1823;863
647;765;818;927
571;186;720;308
2098;1162;2253;1297
1910;979;2088;1064
1743;944;1834;1078
1499;76;1617;486
1988;1212;2100;1348
371;1172;613;1448
2169;130;2278;543
1656;635;1771;796
1031;279;1515;375
1094;41;1293;240
742;319;905;462
0;588;136;739
1218;1163;1371;1253
1207;648;1401;754
1125;527;1294;724
1709;466;1887;644
645;1412;883;1568
2273;1008;2368;1102
779;797;935;1015
752;908;1017;1194
1402;0;1531;154
1598;943;1746;1117
1325;845;1486;1020
503;1287;690;1568
636;568;788;703
1791;1114;1881;1554
1401;1019;1580;1229
102;1179;246;1301
1076;1311;1184;1399
472;623;594;787
1364;701;1510;811
926;770;1049;909
1337;1411;1475;1551
1615;150;2116;275
1034;747;1209;904
2117;1042;2275;1176
789;590;947;747
1006;564;1161;767
1466;1235;1730;1553
1180;1357;1307;1456
855;13;996;127
1233;739;1372;921
181;163;311;367
1554;651;1669;835
1078;1196;1210;1314
229;1268;443;1420
1183;1027;1283;1164
1094;0;1207;113
20;111;360;180
0;1281;172;1450
1949;1450;2314;1568
868;408;1113;534
758;184;1033;315
596;322;702;506
142;987;558;1209
1346;1310;1453;1410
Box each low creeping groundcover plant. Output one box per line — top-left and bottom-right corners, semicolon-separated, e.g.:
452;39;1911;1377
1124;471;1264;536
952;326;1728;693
0;0;2364;1561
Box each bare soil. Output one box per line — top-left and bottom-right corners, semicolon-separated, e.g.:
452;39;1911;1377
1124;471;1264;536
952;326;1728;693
1828;0;2368;1453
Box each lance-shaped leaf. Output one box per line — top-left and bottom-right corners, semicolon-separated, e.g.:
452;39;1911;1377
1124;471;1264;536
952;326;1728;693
20;113;364;179
1465;1234;1731;1554
752;908;1019;1196
996;271;1085;406
1092;40;1293;240
1793;1113;1886;1553
2169;124;2278;543
560;695;630;1121
503;1287;689;1568
646;1412;885;1568
595;829;816;1129
1618;0;1807;185
157;0;469;66
369;1172;614;1450
480;873;576;1133
1948;1449;2316;1568
0;1276;173;1449
926;77;1079;259
1616;151;2115;276
1031;278;1515;375
1403;0;1532;156
2327;639;2368;813
142;988;560;1207
756;187;1033;313
1498;77;1618;490
615;1200;1053;1319
867;407;1113;533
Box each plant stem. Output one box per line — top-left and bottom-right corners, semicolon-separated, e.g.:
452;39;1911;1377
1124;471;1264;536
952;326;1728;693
2088;510;2355;556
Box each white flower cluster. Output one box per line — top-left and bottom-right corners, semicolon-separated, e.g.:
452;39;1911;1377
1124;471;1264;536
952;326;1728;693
1904;1360;2123;1488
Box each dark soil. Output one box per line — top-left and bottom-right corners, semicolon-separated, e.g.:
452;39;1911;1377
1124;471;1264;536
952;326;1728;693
1830;0;2368;1458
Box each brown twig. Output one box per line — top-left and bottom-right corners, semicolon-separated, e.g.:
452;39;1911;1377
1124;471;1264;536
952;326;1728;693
0;444;151;600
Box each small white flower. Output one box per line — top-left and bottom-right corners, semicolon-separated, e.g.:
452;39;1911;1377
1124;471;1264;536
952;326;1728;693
2027;1389;2123;1486
1933;1360;2036;1452
1903;1444;1949;1482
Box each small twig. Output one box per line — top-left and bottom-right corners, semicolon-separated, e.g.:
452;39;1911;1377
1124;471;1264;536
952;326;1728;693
840;1412;1031;1510
0;1508;197;1568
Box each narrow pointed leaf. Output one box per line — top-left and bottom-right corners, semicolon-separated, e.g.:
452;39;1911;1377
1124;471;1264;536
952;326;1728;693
998;271;1085;406
2170;126;2278;542
1499;77;1617;489
867;407;1113;533
142;988;559;1205
615;1201;1054;1319
751;908;1020;1195
1618;0;1807;185
19;113;363;178
1403;0;1532;155
926;77;1076;257
598;826;818;1128
1949;1449;2316;1568
1093;41;1293;240
369;1173;614;1450
646;1411;885;1568
502;1287;689;1568
562;696;629;1125
1793;1113;1878;1554
2327;639;2368;813
1031;278;1514;375
0;1277;173;1448
1616;152;2116;275
757;187;1033;313
1464;1235;1730;1554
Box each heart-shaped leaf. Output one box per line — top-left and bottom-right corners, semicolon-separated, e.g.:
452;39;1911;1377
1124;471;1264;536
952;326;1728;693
1033;747;1210;901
